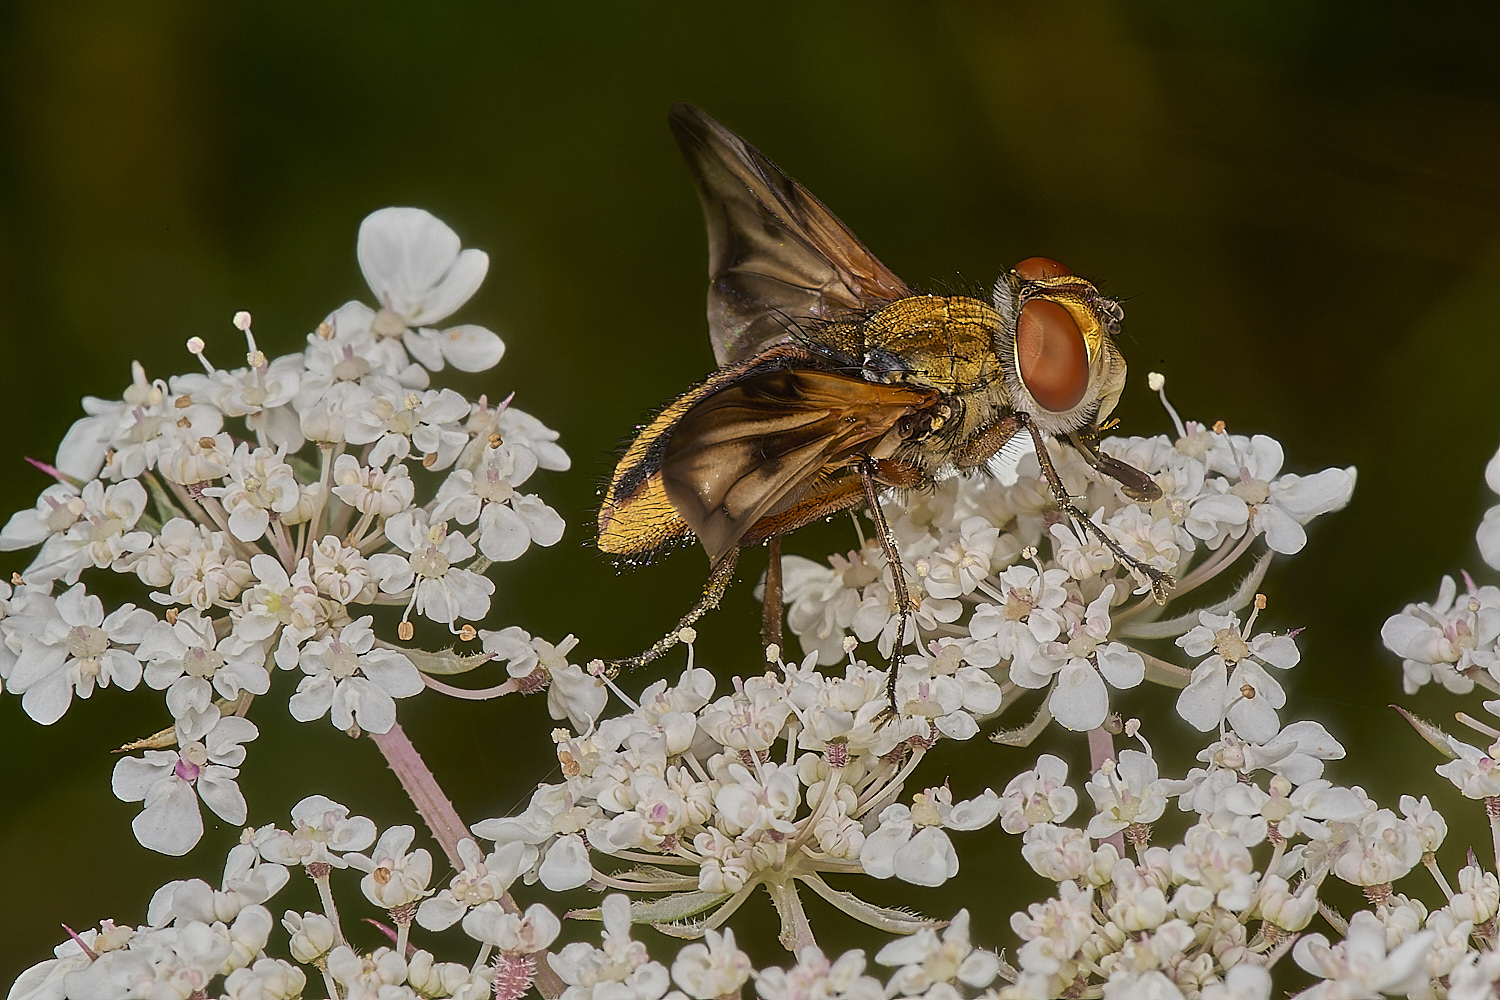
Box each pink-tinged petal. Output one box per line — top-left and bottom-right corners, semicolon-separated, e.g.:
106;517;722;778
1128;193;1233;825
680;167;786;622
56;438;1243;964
1175;659;1228;732
537;835;591;891
359;649;423;698
198;766;247;824
1272;466;1357;523
514;496;565;547
479;503;530;562
289;674;336;723
112;754;175;802
433;324;505;372
133;776;204;855
1050;659;1108;732
892;826;959;886
1257;504;1307;555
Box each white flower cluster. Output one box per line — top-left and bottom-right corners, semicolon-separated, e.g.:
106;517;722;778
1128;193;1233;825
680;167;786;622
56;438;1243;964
11;794;1007;1000
11;794;549;1000
470;659;1003;943
38;201;1500;1000
781;394;1355;734
0;208;571;855
984;725;1500;1000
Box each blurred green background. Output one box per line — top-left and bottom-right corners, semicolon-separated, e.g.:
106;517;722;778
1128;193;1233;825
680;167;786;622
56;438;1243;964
4;0;1500;986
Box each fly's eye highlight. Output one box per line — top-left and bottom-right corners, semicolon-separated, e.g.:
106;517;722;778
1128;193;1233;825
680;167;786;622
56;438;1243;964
1016;298;1089;412
1014;256;1073;280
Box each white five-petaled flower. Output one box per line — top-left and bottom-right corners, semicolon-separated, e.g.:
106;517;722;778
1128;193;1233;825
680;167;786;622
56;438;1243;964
369;508;494;625
670;927;753;1000
546;894;669;1000
860;785;1002;886
356;206;505;374
461;900;561;954
253;794;377;870
1292;911;1434;999
1036;585;1145;732
200;443;301;542
0;478;151;585
875;909;1000;997
346;825;433;910
1381;575;1500;695
417;838;529;931
1175;610;1300;741
1084;749;1168;838
111;705;258;855
999;754;1079;834
8;583;155;724
1195;433;1356;555
137;608;270;720
288;616;423;734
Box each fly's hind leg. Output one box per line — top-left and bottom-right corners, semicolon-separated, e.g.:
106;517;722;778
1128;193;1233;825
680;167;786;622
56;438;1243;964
761;537;784;657
605;547;741;676
858;458;915;714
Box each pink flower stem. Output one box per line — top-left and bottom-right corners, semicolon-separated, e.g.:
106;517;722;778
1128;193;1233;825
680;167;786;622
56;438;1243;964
369;718;567;999
1088;726;1126;855
370;721;468;869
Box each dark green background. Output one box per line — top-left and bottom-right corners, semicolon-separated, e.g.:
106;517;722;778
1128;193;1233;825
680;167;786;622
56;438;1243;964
4;0;1500;986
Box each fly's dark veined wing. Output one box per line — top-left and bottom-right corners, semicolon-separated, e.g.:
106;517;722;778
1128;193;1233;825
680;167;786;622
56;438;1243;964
658;368;935;564
669;102;912;367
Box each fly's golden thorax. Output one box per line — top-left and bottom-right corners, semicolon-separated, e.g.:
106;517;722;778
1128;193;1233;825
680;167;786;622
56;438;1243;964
853;295;1004;394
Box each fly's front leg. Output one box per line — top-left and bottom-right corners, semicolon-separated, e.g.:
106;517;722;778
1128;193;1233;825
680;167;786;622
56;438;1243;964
1067;427;1163;502
954;414;1025;469
1018;414;1174;604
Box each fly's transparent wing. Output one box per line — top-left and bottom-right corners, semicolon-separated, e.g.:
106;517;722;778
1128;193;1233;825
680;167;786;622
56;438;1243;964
670;102;912;366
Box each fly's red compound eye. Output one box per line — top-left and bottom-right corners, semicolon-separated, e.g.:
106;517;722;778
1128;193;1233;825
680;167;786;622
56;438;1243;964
1014;256;1072;280
1016;299;1088;412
